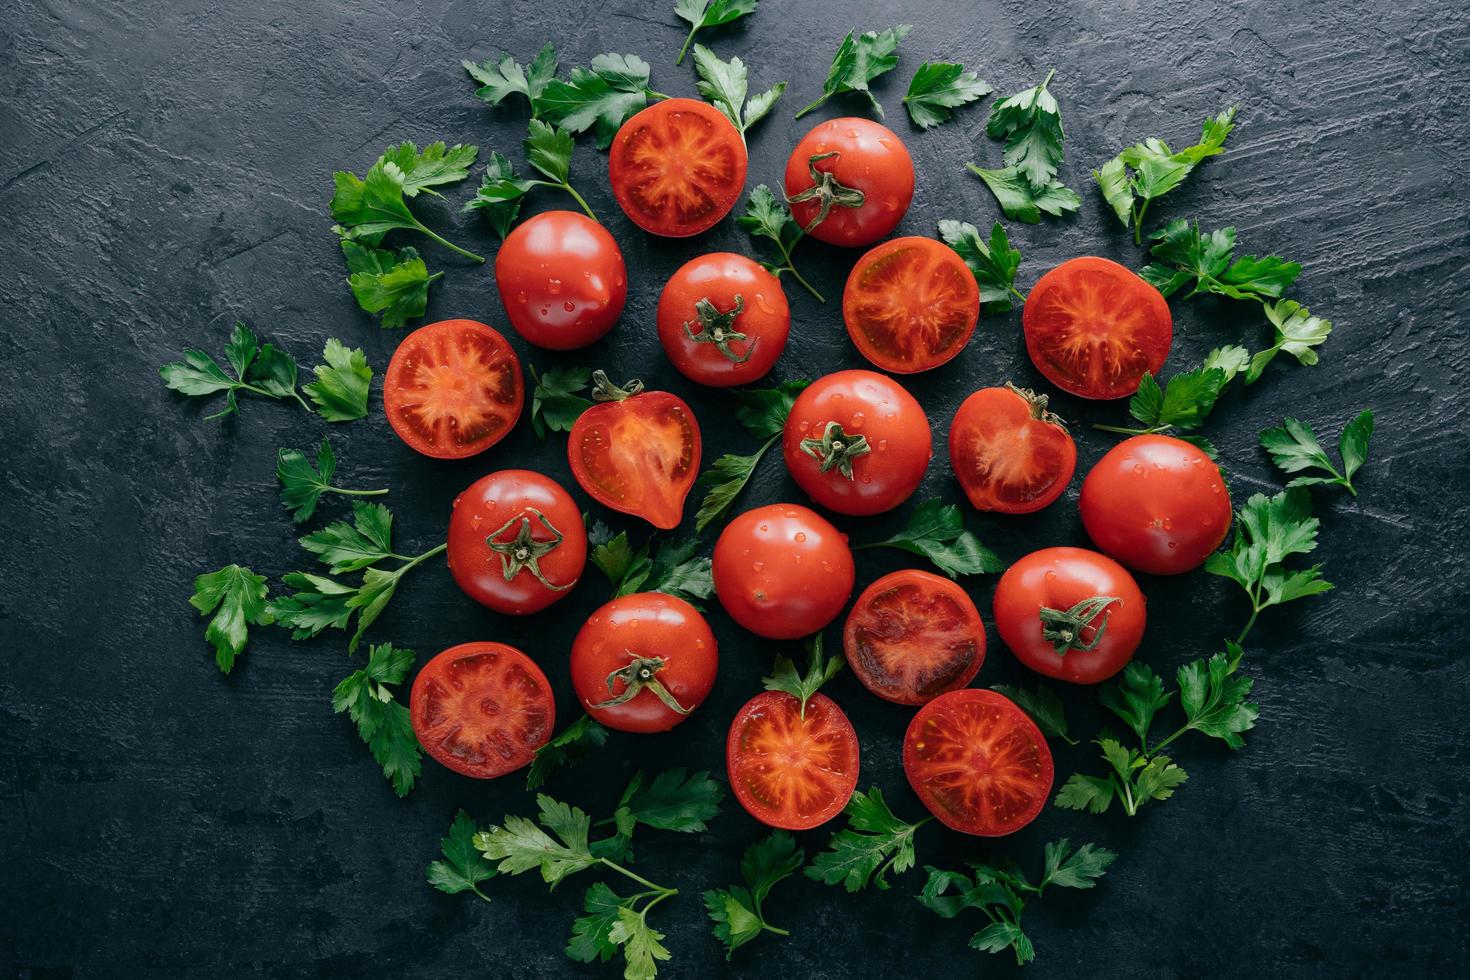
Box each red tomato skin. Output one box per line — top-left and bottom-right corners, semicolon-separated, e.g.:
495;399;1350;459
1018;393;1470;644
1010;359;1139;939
726;690;860;830
569;593;718;733
992;547;1146;684
843;237;980;374
783;118;915;247
568;390;701;530
609;97;748;237
495;210;627;350
383;318;524;459
949;386;1077;514
657;253;790;387
843;569;986;705
1079;435;1232;575
783;370;932;516
446;470;587;616
712;503;856;639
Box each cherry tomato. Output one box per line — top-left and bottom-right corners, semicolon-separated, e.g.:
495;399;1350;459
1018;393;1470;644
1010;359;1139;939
992;547;1145;684
410;642;554;779
1023;256;1172;399
495;210;627;350
949;384;1077;514
843;570;986;705
783;117;915;247
783;370;931;516
567;374;701;530
712;504;856;639
727;690;859;830
608;97;748;237
383;318;523;459
447;470;587;616
903;688;1054;836
843;237;980;373
570;592;718;733
657;253;790;387
1079;434;1232;575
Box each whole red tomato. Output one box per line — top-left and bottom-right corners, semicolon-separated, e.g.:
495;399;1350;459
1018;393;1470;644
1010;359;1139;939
783;370;931;516
783;117;914;247
843;569;986;705
383;319;523;459
570;592;718;733
843;237;980;373
495;210;627;350
609;98;748;237
447;470;587;615
1079;435;1232;575
949;384;1076;514
712;503;855;639
657;252;790;387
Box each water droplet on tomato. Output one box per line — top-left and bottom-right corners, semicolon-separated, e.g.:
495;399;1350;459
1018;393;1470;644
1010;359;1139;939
752;560;764;571
850;411;865;429
548;278;562;294
516;291;528;304
1168;541;1178;549
794;532;807;543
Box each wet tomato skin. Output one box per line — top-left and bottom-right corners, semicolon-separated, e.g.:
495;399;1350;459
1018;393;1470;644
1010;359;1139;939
495;210;627;350
568;386;701;530
843;237;980;373
949;385;1077;514
1079;434;1232;575
383;318;524;459
726;690;860;830
783;117;915;247
712;503;855;639
609;98;748;237
447;470;587;616
843;569;986;706
657;253;790;387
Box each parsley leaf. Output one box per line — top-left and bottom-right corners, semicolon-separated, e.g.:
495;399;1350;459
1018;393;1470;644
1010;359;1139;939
460;151;525;239
692;45;784;140
937;219;1022;312
613;768;724;835
1245;299;1333;383
734;379;809;439
1099;661;1173;744
160;321;310;419
904;61;992;128
426;809;497;901
796;24;912;120
190;564;273;673
1140;219;1300;302
1054;738;1188;817
965;163;1080;224
379;140;478;197
463;42;557;116
332;641;421;795
527;715;609;790
1261;410;1374;496
694;380;809;530
462;120;597;223
737;184;823;300
610;906;671;980
299;500;397;573
588;528;714;602
539;53;667;149
341;241;441;328
855;499;1003;577
1096;346;1248;443
762;633;843;717
566;881;625;963
991;684;1076;745
476;793;598;886
527;364;593;437
1176;643;1259;749
675;0;758;65
986;70;1064;190
276;438;388;524
807;787;931;892
302;338;372;422
703;831;802;958
331;157;484;263
1095;107;1237;243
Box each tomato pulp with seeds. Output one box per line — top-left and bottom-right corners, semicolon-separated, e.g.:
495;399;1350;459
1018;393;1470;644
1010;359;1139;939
783;117;915;247
569;592;718;733
383;318;523;459
949;384;1077;514
657;252;790;387
903;688;1054;836
783;370;932;516
1079;434;1232;575
495;210;627;350
843;237;980;373
992;547;1145;684
843;570;986;706
712;503;856;640
727;690;860;830
447;469;587;616
410;642;554;779
609;98;748;237
1023;256;1172;399
568;374;701;530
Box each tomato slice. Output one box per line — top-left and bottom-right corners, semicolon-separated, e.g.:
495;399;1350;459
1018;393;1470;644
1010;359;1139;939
1022;256;1172;399
608;98;748;238
843;570;986;705
949;385;1077;514
568;387;700;529
410;642;554;779
903;689;1053;836
727;690;860;831
384;319;524;459
843;237;980;373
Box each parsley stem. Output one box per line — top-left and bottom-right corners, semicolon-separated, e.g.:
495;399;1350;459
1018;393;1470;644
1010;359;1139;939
399;541;448;573
794;95;828;119
1009;284;1027;304
762;922;791;937
332;487;390;497
676;27;698;65
414;221;485;264
773;233;823;301
1133;200;1150;245
599;858;675;897
1093;423;1166;436
561;183;598;222
1235;605;1261;644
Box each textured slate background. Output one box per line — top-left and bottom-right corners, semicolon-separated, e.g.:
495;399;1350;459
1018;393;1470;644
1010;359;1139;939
4;0;1469;976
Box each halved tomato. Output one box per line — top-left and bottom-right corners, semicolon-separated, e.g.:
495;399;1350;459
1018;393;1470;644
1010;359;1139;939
843;570;986;705
383;319;523;459
843;237;980;373
1022;256;1172;399
949;384;1077;514
727;690;860;831
409;642;554;779
903;688;1053;836
608;97;748;237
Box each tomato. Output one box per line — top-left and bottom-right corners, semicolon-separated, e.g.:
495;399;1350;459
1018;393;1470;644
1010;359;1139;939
783;117;914;247
657;253;790;387
1079;434;1232;575
383;318;523;459
495;210;627;350
608;98;748;237
843;237;980;373
567;374;701;530
903;688;1054;836
410;642;554;779
782;370;931;516
447;470;587;615
712;503;855;639
569;592;718;733
992;547;1145;684
842;570;985;705
1023;256;1172;399
727;690;859;830
949;384;1077;514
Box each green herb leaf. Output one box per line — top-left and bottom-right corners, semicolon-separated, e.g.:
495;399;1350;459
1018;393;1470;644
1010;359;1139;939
525;117;574;183
735;379;809;439
566;881;626;963
807;787;927;892
692;44;784;136
1141;219;1300;302
160;321;308;419
856;499;1003;577
735;185;822;298
342;241;441;328
1094;107;1236;240
380;140;478;197
527;715;609;790
332;641;421;795
1261;411;1375;495
675;0;759;64
694;380;808;530
589;530;713;602
1040;839;1116;890
475;793;598;887
1245;299;1333;383
426;809;497;900
609;905;672;980
277;438;388;525
703;830;802;957
1176;644;1259;749
903;61;992;128
190;564;273;673
796;24;911;119
300;500;395;573
615;768;724;834
937;219;1021;312
528;364;593;437
991;684;1076;744
694;449;768;532
464;42;557;115
332;156;483;262
1099;661;1172;744
539;53;662;149
302;338;372;422
762;633;842;716
965;163;1080;224
461;150;535;238
1052;773;1117;814
986;71;1064;191
1205;488;1334;641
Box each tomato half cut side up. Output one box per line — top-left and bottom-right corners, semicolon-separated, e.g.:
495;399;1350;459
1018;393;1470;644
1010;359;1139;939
727;690;860;831
843;570;986;706
949;384;1077;514
410;642;555;779
608;98;749;238
843;237;980;373
383;319;524;459
903;688;1054;836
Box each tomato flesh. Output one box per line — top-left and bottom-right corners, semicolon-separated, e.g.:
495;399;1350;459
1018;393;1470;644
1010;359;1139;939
949;386;1077;513
727;690;859;830
384;319;523;459
843;570;986;705
410;642;554;779
569;391;700;530
609;98;748;237
844;237;980;373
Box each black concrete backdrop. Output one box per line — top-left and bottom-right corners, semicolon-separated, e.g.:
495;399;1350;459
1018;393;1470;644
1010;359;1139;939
3;0;1468;976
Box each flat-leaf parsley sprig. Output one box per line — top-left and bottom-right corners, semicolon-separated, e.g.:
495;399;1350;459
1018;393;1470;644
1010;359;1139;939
160;321;308;420
937;219;1024;313
703;830;804;958
190;564;273;673
694;379;810;530
330;154;484;263
1260;410;1375;496
692;45;785;144
853;499;1003;578
796;24;911;120
1092;345;1250;451
738;185;823;300
674;0;758;65
1095;106;1237;243
332;641;421;796
904;61;992;129
967;70;1081;223
526;714;610;790
806;787;933;892
588;524;714;603
463;119;598;229
276;438;388;525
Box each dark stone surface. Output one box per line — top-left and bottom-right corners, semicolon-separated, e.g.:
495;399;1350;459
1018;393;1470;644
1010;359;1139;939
3;0;1468;976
